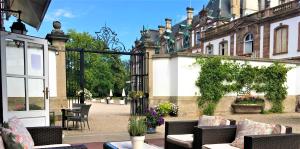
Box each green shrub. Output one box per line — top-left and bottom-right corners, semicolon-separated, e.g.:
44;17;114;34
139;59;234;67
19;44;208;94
196;57;290;114
128;116;147;136
156;102;172;116
202;102;217;116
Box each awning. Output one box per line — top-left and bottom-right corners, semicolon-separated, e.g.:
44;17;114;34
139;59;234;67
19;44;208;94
7;0;51;30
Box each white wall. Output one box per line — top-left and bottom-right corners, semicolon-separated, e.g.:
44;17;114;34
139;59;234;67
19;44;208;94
204;35;231;55
243;0;259;16
152;56;300;97
270;16;300;59
153;58;171;96
49;51;57;97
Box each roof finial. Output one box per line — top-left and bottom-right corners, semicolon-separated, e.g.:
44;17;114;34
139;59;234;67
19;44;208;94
189;0;192;8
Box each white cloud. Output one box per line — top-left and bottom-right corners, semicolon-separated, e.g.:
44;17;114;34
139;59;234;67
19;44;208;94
45;9;75;22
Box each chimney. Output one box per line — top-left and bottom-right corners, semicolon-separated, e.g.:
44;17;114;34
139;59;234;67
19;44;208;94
165;18;172;31
158;25;165;36
231;0;240;18
186;7;194;26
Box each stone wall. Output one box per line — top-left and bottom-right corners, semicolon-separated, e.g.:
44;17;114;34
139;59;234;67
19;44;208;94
150;95;298;117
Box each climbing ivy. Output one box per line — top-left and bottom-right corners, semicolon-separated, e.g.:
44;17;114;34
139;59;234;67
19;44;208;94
196;57;290;115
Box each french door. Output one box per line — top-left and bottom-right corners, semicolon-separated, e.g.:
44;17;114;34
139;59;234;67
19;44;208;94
1;31;49;126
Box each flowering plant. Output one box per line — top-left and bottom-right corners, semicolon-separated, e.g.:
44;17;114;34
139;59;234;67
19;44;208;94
169;103;179;116
145;108;164;128
77;88;93;100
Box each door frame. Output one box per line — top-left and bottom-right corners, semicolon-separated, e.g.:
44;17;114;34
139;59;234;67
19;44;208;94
1;31;49;126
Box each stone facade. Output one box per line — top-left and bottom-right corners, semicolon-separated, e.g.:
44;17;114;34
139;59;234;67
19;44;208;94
46;21;69;116
132;0;300;116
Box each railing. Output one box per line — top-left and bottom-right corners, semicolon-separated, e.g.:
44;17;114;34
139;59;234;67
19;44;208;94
204;0;299;39
272;1;295;14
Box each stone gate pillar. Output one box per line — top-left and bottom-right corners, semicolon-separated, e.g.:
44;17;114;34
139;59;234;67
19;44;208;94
46;21;69;115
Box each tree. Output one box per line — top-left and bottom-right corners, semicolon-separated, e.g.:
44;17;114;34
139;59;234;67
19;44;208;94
65;29;129;98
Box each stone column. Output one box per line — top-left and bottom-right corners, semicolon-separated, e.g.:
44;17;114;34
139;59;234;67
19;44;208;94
46;21;69;116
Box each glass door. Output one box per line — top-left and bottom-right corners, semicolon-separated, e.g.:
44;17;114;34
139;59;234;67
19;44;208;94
1;31;49;126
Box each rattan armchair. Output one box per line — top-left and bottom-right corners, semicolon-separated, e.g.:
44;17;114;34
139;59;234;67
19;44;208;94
27;126;63;146
165;120;236;149
27;126;88;149
165;121;299;149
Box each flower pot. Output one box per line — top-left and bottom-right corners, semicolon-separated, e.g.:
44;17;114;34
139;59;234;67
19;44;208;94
109;100;114;104
231;104;264;114
119;100;125;105
131;136;145;149
147;127;156;134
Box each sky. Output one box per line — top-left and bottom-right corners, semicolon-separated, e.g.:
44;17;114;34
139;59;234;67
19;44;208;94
4;0;209;50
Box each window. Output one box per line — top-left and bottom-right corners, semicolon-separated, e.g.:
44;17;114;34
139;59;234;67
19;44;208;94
196;32;201;45
244;33;254;54
219;41;228;56
274;25;288;54
265;0;270;8
206;45;213;55
279;0;285;5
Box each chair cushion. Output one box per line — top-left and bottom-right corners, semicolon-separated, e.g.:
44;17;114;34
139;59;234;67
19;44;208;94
231;119;275;149
198;115;230;126
1;117;35;149
34;144;71;148
0;132;5;149
202;143;240;149
167;134;193;149
272;124;287;134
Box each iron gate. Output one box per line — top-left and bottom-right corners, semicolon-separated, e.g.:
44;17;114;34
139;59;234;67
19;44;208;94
65;26;148;115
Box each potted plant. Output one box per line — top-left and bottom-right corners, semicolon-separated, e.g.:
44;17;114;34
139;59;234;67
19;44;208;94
77;88;93;100
128;116;147;149
129;91;144;100
231;94;265;114
145;108;164;134
169;103;179;117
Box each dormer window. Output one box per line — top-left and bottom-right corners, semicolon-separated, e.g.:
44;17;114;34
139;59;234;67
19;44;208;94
244;33;254;54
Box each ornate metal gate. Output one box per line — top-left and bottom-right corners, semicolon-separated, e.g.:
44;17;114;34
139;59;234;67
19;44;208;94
65;26;148;115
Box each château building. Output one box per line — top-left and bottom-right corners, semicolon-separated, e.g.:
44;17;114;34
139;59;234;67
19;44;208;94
134;0;300;60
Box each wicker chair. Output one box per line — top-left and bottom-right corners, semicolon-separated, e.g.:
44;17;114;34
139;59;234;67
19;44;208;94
165;120;299;149
27;126;63;146
199;126;299;149
67;104;91;130
27;126;87;149
165;120;236;149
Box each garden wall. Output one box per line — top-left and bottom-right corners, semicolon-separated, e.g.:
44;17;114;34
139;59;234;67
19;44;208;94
151;53;300;116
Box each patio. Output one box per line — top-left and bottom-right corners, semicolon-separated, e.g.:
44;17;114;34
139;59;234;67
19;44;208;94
60;101;300;148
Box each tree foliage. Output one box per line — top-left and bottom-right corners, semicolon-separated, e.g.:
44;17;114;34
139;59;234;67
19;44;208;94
66;29;130;97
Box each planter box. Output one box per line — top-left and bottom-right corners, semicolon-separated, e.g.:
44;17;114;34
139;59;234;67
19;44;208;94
119;100;125;105
100;99;106;103
109;100;114;104
231;104;264;114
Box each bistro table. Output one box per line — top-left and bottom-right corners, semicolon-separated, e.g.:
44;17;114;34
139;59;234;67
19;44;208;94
61;107;81;129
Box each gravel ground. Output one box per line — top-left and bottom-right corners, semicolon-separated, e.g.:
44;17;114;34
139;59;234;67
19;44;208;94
62;101;300;144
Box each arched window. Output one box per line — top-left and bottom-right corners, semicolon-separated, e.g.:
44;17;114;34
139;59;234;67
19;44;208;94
244;33;254;54
274;25;288;54
219;41;228;56
206;44;213;55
